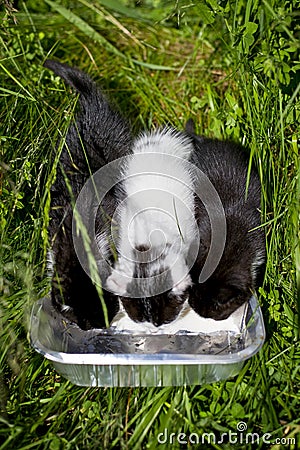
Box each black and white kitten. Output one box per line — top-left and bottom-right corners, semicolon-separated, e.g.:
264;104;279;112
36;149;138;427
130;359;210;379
106;120;266;324
104;128;198;326
44;59;132;329
186;119;265;320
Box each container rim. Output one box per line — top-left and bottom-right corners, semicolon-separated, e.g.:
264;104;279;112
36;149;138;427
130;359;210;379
30;296;265;367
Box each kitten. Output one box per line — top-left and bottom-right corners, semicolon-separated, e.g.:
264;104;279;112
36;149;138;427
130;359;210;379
44;59;132;329
186;119;265;320
105;128;198;326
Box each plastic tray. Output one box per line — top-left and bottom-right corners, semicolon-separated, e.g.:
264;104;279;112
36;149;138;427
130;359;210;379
30;296;265;387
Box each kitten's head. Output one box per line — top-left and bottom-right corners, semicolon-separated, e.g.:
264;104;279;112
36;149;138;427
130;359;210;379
188;268;253;320
106;245;192;326
188;217;265;320
119;291;188;327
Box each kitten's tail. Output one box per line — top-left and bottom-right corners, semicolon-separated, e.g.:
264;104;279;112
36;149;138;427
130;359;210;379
44;59;132;164
44;59;99;98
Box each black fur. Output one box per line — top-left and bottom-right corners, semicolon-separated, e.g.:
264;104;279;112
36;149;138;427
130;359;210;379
187;120;265;320
45;60;132;329
120;294;187;327
119;248;188;326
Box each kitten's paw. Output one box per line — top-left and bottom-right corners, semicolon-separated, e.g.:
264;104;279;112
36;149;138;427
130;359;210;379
106;271;128;295
172;274;192;295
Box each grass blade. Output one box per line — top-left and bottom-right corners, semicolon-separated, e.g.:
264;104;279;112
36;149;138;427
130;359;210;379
44;0;126;59
44;0;177;71
0;63;36;101
97;0;145;20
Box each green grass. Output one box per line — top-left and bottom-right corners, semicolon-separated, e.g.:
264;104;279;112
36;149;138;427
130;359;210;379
0;0;299;448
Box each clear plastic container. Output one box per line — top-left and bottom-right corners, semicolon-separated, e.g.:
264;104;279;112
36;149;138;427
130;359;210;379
30;295;265;387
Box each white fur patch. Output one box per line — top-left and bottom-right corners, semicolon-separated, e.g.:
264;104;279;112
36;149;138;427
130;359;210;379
251;250;265;281
96;231;112;260
106;128;197;295
46;249;55;278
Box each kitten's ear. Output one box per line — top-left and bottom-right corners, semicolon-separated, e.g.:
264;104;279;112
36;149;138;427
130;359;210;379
216;282;251;314
217;285;240;303
185;118;196;134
